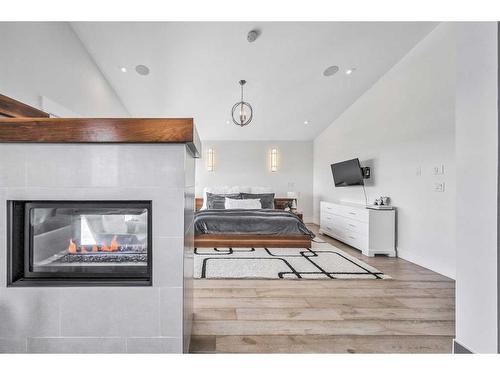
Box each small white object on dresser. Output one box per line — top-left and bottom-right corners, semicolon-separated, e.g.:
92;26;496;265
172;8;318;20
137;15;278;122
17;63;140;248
319;201;396;257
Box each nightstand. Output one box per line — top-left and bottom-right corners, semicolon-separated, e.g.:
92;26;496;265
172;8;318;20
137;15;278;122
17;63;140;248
292;211;303;221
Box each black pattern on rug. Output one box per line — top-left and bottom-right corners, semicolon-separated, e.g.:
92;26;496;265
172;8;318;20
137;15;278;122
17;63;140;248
194;245;390;280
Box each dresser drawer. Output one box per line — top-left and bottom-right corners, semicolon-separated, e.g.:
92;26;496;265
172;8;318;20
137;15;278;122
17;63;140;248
321;202;368;223
322;213;367;235
342;231;368;251
337;215;368;235
320;202;336;215
336;205;368;223
323;225;368;251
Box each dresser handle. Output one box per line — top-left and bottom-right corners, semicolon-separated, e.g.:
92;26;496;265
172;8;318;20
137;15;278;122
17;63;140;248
349;235;356;239
349;212;356;215
348;224;356;227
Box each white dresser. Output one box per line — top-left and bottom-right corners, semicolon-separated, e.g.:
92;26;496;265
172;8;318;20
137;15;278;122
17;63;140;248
319;201;396;257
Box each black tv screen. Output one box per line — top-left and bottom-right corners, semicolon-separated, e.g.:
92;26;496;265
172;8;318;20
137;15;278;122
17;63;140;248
331;158;364;187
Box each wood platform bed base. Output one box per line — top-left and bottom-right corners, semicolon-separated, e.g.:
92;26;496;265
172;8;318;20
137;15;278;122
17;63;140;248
194;234;311;249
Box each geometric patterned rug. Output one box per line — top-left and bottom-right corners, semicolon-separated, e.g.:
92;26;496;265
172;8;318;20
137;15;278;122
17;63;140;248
194;242;390;280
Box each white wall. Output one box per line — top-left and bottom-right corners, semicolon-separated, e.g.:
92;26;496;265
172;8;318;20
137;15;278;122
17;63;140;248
455;22;498;354
313;23;456;278
0;22;127;117
196;141;314;222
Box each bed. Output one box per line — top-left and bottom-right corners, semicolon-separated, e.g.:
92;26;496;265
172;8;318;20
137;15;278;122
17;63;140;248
193;192;313;248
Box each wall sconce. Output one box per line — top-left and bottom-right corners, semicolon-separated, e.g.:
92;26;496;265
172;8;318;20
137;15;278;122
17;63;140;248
270;148;278;172
207;148;215;171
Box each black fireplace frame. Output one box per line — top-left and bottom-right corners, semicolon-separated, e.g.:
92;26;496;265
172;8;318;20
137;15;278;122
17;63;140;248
6;200;153;287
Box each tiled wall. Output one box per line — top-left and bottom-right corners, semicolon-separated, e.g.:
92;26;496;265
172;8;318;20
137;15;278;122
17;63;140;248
0;143;194;353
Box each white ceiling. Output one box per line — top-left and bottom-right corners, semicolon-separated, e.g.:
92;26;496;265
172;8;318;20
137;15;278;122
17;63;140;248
71;22;438;141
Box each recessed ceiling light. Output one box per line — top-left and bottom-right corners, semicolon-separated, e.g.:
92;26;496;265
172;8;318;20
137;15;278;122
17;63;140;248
323;65;339;77
135;65;150;76
247;29;261;43
225;120;230;125
120;67;127;73
345;68;356;75
304;120;309;125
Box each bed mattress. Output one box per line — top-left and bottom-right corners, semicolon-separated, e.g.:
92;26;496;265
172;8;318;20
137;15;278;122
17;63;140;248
194;209;314;237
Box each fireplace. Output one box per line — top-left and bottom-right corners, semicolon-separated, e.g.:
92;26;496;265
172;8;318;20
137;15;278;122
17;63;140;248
7;201;152;286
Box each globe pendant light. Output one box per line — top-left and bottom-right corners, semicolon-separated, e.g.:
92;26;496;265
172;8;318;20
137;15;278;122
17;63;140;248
231;80;253;127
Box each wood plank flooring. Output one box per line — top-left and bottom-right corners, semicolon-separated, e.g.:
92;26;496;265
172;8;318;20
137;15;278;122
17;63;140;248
190;224;455;353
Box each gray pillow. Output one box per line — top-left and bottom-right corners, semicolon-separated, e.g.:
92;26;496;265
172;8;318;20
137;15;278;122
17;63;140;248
206;193;241;209
240;193;275;209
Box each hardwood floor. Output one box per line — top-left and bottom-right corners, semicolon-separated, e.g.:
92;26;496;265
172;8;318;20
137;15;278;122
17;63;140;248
190;224;455;353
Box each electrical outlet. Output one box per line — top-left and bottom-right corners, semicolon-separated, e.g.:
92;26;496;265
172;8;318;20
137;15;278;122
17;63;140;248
434;182;445;192
416;166;422;176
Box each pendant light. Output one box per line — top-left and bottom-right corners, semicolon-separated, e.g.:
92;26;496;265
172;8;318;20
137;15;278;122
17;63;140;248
231;80;253;127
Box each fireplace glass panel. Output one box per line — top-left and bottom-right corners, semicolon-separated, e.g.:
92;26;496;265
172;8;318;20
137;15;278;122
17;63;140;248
29;205;149;277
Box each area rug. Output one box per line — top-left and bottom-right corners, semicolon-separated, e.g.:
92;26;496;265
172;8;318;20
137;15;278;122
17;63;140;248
194;243;391;280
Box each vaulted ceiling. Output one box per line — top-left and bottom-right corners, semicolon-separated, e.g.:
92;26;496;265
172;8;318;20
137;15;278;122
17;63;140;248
72;22;438;140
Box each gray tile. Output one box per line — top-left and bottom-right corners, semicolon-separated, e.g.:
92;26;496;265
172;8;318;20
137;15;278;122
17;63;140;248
0;145;27;187
126;337;182;353
159;287;183;337
28;337;126;353
0;338;27;353
185;152;195;188
152;190;185;237
184;186;195;234
25;144;185;188
0;288;60;337
153;237;184;287
0;189;6;238
60;288;160;337
0;236;6;287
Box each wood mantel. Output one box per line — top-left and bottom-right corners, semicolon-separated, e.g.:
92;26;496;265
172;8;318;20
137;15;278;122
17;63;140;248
0;117;200;157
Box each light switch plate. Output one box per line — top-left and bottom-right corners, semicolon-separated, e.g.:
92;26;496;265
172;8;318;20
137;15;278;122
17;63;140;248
433;165;445;175
434;182;445;192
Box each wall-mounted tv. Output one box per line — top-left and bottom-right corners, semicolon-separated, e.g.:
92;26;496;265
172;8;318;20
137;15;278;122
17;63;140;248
331;158;364;187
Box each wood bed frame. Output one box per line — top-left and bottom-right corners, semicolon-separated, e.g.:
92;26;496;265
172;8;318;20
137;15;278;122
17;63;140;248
193;197;312;248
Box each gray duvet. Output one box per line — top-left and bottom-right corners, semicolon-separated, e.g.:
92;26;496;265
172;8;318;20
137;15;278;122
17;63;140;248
194;209;315;237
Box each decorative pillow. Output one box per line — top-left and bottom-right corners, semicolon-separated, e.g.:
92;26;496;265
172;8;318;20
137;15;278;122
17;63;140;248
206;192;241;210
225;198;262;210
240;193;275;209
201;186;230;210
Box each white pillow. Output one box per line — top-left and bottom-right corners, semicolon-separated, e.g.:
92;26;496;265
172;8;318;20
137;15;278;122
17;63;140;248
225;197;262;210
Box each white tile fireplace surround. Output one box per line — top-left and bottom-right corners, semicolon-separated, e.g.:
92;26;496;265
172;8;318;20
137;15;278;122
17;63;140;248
0;143;196;353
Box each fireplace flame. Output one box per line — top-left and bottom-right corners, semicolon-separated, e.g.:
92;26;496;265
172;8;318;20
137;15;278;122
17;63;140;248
110;236;119;252
67;238;120;253
68;239;77;254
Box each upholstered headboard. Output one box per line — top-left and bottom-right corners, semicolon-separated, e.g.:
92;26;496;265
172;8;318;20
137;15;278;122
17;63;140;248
195;197;294;211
